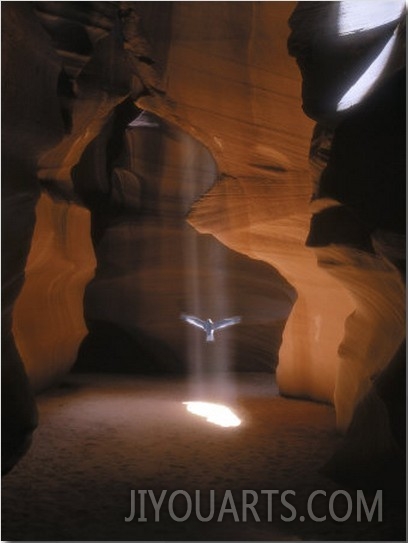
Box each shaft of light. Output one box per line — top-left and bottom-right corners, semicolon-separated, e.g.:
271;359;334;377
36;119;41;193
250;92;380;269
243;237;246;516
338;0;404;36
337;29;398;111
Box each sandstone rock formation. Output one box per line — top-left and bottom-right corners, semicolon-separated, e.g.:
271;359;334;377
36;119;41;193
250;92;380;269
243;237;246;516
133;1;401;430
12;193;96;391
287;1;406;479
133;2;350;406
73;109;294;375
2;2;140;471
2;1;405;482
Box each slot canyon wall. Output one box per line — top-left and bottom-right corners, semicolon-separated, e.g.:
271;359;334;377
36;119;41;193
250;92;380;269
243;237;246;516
2;0;405;483
2;1;140;472
73;107;294;375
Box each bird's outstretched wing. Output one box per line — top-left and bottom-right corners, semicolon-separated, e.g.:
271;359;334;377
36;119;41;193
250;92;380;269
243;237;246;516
180;314;206;330
213;316;241;330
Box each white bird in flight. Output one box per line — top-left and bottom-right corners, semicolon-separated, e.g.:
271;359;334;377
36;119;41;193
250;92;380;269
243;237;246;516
180;314;241;342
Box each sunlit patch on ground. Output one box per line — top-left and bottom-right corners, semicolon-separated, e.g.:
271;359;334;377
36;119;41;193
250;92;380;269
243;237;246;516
183;401;242;427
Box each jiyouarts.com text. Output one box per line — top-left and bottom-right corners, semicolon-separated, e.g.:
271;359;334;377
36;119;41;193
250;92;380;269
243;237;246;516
125;489;382;523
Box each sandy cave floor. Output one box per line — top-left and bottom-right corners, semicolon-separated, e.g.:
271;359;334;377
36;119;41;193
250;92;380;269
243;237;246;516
1;373;405;541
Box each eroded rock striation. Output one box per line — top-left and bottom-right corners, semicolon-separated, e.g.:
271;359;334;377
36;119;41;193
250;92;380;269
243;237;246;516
132;1;406;472
2;2;141;471
2;1;405;481
73;110;294;374
287;1;406;481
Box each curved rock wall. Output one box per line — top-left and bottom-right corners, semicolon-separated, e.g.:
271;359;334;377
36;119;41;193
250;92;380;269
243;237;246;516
3;2;136;390
2;2;66;472
287;0;406;484
74;111;294;374
134;2;355;404
3;1;405;476
12;193;96;391
2;2;141;470
134;1;405;436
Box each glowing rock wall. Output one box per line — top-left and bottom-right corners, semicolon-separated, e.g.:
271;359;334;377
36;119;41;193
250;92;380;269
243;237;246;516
2;2;139;470
73;112;294;374
3;2;138;392
135;2;355;406
2;2;405;475
135;1;405;436
12;193;96;391
287;2;405;434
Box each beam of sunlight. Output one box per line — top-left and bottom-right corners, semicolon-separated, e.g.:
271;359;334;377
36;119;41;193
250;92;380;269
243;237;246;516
180;128;238;402
336;29;398;111
183;401;242;428
338;0;404;36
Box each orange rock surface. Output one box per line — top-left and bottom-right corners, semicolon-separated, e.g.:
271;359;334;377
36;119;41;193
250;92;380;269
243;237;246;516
2;2;405;477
